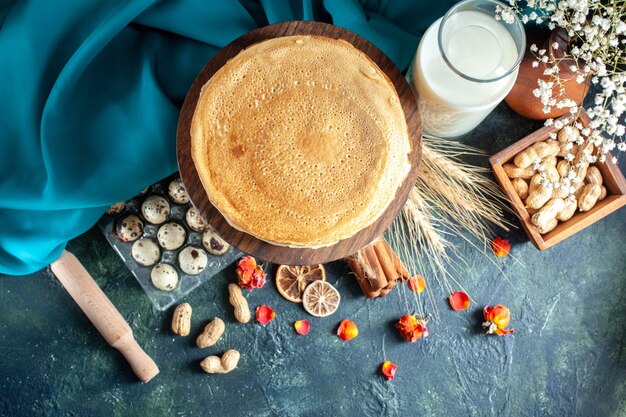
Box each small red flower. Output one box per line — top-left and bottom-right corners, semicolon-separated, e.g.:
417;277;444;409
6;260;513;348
492;237;511;257
407;275;426;293
337;319;358;341
381;361;398;381
294;320;311;335
449;291;470;311
482;305;515;336
236;256;266;290
255;305;275;325
395;314;428;342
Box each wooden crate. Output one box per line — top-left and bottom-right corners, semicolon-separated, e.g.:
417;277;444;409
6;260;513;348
490;111;626;250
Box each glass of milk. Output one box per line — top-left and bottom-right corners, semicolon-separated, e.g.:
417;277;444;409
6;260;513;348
407;0;525;138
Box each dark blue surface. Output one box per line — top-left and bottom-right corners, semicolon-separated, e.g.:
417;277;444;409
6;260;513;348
1;100;625;417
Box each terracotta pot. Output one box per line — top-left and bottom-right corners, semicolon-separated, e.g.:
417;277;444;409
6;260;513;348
505;28;590;121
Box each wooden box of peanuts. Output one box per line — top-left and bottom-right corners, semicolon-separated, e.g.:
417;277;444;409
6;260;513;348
490;110;626;250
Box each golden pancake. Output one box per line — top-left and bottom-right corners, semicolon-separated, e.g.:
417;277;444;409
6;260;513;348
191;35;411;247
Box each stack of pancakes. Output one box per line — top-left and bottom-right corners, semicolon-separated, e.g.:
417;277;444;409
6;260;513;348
191;35;411;248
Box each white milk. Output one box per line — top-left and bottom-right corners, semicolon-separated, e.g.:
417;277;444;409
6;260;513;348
408;11;519;138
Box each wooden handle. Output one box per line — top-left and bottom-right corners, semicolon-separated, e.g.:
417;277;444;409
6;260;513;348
50;250;159;382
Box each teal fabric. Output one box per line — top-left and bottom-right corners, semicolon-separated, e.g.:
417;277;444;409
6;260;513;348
0;0;455;275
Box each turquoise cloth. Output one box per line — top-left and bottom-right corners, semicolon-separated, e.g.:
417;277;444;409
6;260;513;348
0;0;454;275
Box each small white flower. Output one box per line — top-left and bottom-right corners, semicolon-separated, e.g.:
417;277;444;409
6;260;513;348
530;44;538;53
612;156;618;164
552;42;559;50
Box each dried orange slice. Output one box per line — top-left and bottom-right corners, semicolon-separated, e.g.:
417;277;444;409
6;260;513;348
276;264;326;303
302;281;340;317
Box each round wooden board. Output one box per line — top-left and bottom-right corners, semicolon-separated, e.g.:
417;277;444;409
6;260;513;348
176;21;422;265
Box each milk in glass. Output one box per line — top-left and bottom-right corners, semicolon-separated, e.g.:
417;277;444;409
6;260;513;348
408;9;521;138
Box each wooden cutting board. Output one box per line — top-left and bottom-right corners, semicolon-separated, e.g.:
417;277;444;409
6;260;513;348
176;21;422;265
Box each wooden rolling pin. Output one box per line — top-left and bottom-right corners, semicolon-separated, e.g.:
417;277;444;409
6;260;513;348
50;250;159;382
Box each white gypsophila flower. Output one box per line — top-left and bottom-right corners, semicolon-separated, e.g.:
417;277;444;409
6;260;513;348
501;1;624;162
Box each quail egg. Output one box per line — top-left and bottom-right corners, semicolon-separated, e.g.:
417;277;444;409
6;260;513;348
185;207;208;232
168;177;190;204
115;214;144;242
141;195;170;225
178;246;208;275
131;238;160;266
157;222;186;250
150;263;179;291
105;202;126;215
202;227;230;255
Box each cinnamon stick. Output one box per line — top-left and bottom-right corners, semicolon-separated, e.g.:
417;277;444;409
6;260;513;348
382;240;411;281
373;239;399;282
363;244;387;291
378;276;398;297
347;256;379;298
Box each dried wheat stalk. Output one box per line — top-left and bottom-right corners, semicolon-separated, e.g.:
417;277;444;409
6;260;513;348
386;135;514;316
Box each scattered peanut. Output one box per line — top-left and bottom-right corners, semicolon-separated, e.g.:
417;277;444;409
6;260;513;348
503;163;536;179
171;302;192;336
578;184;602;212
228;283;250;323
599;186;607;200
532;198;565;231
511;178;529;200
556;199;577;222
514;140;560;168
585;166;603;185
200;349;241;374
196;317;225;348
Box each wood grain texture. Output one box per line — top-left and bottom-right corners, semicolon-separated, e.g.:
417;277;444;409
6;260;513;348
176;21;422;265
50;251;159;382
490;110;626;250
